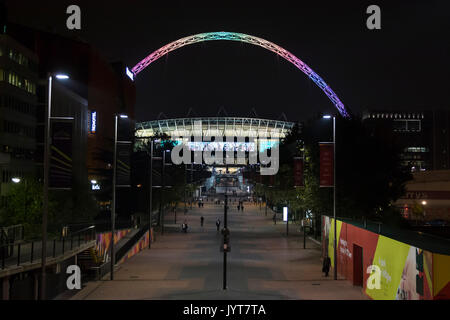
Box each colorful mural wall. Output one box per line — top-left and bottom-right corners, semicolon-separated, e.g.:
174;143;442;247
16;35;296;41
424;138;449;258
95;229;132;262
118;231;150;264
322;216;450;300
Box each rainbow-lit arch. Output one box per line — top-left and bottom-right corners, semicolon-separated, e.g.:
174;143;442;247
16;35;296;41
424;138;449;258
132;31;350;118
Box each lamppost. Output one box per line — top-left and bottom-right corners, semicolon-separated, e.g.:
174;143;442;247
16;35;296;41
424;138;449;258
110;113;128;280
148;139;154;248
41;73;70;300
323;115;337;280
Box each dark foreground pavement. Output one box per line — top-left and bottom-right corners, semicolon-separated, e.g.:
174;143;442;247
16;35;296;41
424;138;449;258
70;201;367;300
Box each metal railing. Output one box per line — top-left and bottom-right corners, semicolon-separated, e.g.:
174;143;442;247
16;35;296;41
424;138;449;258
115;223;150;263
0;226;96;270
334;215;450;249
1;224;24;244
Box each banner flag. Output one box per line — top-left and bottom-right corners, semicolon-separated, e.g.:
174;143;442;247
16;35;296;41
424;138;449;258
293;157;304;187
319;143;334;187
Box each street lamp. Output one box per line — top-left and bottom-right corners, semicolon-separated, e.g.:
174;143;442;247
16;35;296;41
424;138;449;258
11;177;21;183
110;113;128;280
323;114;337;280
41;72;69;300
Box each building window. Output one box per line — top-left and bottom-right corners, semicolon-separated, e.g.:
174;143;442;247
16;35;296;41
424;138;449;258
393;120;407;131
8;48;29;67
0;95;36;115
407;120;421;131
2;120;35;138
2;70;36;95
393;119;421;132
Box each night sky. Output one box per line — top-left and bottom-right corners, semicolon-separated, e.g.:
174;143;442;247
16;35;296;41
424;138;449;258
6;0;450;122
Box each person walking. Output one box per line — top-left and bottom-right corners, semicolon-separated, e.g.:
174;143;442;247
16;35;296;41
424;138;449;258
273;213;277;225
322;255;331;277
216;218;221;231
200;216;204;227
181;219;188;233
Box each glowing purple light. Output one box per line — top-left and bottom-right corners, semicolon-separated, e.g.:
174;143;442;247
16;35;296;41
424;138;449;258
132;32;350;118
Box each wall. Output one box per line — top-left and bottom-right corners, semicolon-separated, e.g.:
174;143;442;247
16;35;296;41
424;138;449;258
95;229;132;262
118;230;151;264
322;216;450;300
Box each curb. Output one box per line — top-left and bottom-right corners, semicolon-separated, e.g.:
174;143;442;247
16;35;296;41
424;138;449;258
308;237;321;246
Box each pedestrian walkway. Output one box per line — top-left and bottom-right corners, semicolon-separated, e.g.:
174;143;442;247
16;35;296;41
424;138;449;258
71;201;368;300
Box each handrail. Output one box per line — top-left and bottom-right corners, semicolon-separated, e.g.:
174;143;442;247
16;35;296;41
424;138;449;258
68;225;95;236
0;226;96;270
332;215;450;244
1;224;24;242
115;223;150;263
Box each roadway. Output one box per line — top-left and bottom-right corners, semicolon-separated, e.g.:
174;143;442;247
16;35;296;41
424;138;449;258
70;200;368;300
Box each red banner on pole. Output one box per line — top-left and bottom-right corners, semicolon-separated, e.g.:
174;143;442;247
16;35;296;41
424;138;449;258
293;157;304;187
319;143;334;187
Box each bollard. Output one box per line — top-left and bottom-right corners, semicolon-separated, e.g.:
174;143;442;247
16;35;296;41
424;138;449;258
31;241;34;263
17;243;21;266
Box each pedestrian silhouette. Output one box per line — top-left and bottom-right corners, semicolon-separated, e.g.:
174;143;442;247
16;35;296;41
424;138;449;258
216;218;221;231
323;255;331;277
182;222;188;233
200;216;204;227
273;213;277;225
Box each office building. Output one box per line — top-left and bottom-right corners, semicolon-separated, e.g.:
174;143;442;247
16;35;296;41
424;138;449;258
0;33;38;203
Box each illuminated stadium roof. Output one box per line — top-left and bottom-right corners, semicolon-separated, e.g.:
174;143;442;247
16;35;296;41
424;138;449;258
135;117;296;139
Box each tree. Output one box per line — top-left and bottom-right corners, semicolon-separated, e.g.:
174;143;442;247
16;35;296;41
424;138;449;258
0;176;99;239
132;133;210;223
411;201;425;225
300;116;412;225
0;179;57;238
257;116;412;228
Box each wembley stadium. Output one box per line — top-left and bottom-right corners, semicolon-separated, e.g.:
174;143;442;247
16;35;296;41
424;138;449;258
135;117;296;151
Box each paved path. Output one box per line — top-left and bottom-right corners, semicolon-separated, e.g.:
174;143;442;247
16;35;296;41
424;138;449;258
71;201;368;300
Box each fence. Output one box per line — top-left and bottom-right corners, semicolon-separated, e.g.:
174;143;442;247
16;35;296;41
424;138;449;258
0;224;24;245
0;226;95;270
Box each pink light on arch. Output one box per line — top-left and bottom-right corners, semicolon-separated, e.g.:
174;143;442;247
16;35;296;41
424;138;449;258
132;32;350;118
